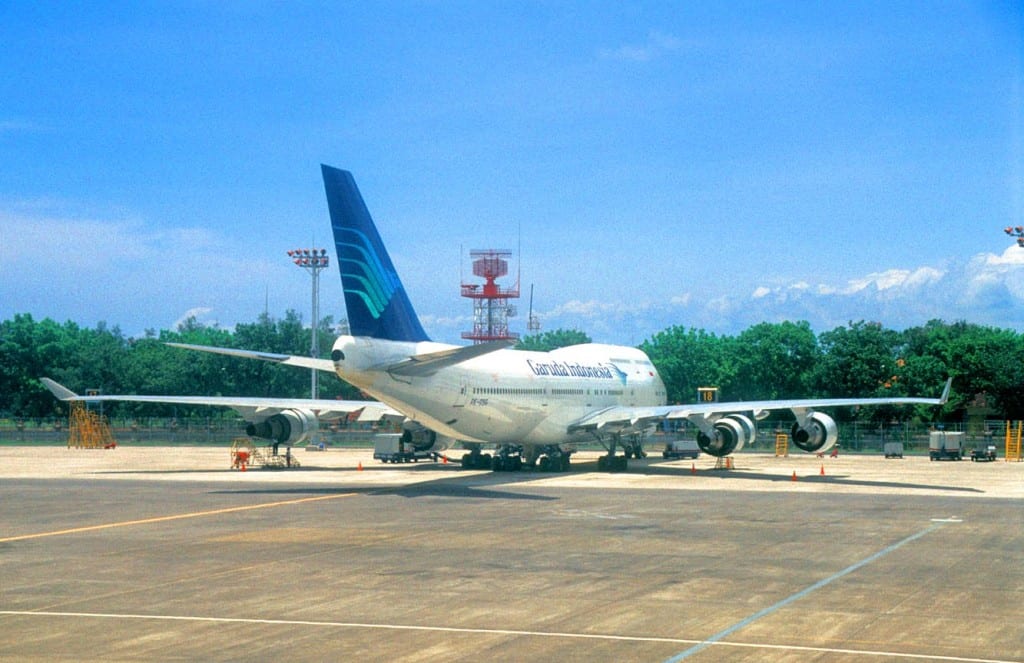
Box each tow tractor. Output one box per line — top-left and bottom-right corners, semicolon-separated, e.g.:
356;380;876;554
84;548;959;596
970;443;997;462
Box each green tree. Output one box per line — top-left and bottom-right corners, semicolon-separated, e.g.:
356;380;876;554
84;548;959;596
812;321;900;397
724;321;819;400
640;326;733;404
517;329;591;352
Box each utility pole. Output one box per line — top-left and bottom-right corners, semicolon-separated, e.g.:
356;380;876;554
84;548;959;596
287;248;329;399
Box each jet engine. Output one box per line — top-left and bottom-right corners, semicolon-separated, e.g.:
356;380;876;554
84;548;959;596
697;414;756;457
246;409;319;445
790;412;838;454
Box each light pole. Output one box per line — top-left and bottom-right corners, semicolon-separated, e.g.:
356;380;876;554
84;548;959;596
1004;226;1024;247
288;248;330;399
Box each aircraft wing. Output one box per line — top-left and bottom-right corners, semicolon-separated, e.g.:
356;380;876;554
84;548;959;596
568;378;952;434
40;378;396;422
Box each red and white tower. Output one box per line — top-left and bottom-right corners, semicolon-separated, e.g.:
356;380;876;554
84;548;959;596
461;249;520;343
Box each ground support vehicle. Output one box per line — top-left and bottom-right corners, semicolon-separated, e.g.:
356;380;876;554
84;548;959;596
929;431;963;461
663;439;700;460
971;444;997;462
373;434;436;463
883;441;904;458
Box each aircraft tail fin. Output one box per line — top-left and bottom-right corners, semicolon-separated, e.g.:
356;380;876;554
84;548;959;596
321;165;430;343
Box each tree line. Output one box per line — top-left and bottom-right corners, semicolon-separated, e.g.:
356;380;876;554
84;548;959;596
3;313;1023;422
1;311;360;419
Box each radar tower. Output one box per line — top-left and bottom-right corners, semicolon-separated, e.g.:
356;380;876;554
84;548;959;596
461;249;520;343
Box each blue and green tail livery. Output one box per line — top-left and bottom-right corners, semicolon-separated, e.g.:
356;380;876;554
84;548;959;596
321;165;430;343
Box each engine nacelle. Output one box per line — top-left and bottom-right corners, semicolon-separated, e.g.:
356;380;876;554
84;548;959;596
790;412;838;454
246;409;319;445
697;415;754;457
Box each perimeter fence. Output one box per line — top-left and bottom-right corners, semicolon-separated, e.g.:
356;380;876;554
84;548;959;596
0;415;1005;455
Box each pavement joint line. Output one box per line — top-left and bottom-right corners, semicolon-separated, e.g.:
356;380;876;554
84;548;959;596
0;492;358;543
664;520;955;663
0;610;1014;663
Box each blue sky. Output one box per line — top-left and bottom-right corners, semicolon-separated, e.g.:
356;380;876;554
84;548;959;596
1;2;1022;345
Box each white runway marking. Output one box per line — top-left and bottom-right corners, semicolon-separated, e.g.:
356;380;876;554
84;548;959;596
664;520;968;662
1;607;1014;663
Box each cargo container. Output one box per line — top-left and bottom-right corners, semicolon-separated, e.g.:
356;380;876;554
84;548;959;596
928;431;963;461
883;441;904;458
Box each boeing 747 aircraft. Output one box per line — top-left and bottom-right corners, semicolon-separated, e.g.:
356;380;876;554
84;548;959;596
45;165;951;472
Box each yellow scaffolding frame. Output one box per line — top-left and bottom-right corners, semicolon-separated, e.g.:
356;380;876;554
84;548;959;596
774;431;789;457
67;402;116;449
230;438;300;470
1005;421;1022;462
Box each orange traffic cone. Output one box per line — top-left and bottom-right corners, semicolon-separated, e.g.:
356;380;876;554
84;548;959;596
442;455;448;464
791;471;797;482
357;461;363;471
820;464;825;476
691;462;696;475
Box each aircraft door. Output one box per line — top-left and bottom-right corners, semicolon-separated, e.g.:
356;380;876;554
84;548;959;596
453;380;470;408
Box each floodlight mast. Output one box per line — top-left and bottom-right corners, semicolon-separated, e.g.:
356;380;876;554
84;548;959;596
287;248;329;399
1005;226;1024;248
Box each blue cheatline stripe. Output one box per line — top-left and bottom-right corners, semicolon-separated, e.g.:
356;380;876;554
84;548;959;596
664;522;945;663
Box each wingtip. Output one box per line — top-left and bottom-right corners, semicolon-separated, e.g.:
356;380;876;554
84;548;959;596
40;378;77;401
939;377;953;405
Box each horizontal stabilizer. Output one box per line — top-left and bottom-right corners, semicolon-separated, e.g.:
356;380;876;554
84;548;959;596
384;340;515;378
166;342;336;373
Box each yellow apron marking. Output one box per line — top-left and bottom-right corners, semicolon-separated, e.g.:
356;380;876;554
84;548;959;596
0;492;357;543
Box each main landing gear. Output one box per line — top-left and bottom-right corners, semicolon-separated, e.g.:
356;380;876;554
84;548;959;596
595;433;647;473
460;444;571;472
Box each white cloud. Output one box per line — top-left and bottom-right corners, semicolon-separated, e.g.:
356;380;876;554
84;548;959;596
599;31;684;62
7;205;1024;345
0;119;44;134
0;210;304;336
173;307;214;329
546;250;1024;342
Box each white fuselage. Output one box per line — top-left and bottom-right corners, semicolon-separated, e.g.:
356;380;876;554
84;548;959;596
331;336;667;446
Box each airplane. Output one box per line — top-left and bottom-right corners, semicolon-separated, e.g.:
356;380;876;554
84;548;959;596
45;164;952;472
